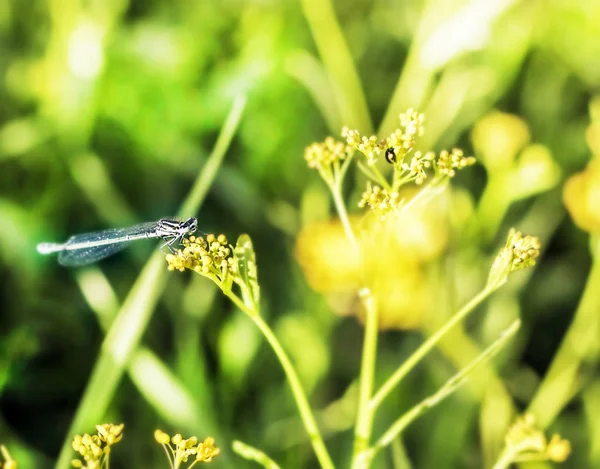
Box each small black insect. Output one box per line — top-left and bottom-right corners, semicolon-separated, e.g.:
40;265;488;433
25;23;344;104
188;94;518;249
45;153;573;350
385;147;397;164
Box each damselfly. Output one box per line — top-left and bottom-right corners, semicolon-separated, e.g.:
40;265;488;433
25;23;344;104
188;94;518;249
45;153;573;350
37;217;198;266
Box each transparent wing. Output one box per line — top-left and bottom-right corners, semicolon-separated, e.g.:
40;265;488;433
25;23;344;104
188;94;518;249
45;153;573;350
58;240;133;266
56;221;159;266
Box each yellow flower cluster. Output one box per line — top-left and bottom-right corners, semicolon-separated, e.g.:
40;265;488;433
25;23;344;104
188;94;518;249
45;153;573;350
507;230;541;272
71;424;124;469
166;234;236;280
154;430;220;466
388;108;425;157
435;148;477;177
342;109;426;167
304;136;349;170
341;127;381;165
358;185;402;218
503;414;570;463
487;229;541;290
400;151;435;184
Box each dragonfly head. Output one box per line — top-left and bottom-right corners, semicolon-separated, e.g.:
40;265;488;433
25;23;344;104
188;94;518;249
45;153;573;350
183;217;198;234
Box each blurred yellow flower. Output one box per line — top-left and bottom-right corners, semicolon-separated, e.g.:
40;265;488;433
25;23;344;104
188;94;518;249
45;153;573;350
563;158;600;234
295;195;449;329
471;110;530;170
585;121;600;156
510;144;561;200
295;218;362;295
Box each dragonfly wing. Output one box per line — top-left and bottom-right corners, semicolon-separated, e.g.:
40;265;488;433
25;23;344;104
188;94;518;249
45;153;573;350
58;240;133;266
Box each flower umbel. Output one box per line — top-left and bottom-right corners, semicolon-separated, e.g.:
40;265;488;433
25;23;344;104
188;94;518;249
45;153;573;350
166;234;236;283
434;148;477;177
399;151;435;185
71;423;124;469
384;108;426;163
304;136;349;170
155;430;220;468
342;127;381;165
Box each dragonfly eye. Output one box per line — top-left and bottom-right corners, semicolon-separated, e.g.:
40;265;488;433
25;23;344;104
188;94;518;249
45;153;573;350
185;217;198;233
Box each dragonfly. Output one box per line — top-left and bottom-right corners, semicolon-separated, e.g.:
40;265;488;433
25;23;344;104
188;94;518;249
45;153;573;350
37;217;198;267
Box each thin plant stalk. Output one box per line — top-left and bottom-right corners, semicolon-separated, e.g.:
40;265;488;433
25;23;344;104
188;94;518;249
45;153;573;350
324;166;381;469
370;319;520;462
251;313;335;469
233;440;282;469
370;285;495;411
300;0;372;132
221;286;334;469
350;289;379;468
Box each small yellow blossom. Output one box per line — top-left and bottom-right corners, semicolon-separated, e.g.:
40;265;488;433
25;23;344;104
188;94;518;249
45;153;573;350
497;414;570;466
155;430;219;467
434;148;476;177
400;151;435;184
399;108;425;139
195;438;220;463
95;423;123;446
154;429;171;445
546;434;571;462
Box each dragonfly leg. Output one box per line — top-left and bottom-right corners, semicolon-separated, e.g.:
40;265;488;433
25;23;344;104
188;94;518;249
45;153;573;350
160;236;178;254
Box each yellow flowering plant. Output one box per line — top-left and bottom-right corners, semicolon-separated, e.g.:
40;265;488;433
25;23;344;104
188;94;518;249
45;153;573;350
164;110;553;469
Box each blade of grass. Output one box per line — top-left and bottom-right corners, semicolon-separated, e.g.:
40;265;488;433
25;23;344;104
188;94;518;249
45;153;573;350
285;49;342;133
300;0;372;133
55;95;246;469
528;238;600;428
369;320;520;462
73;268;216;433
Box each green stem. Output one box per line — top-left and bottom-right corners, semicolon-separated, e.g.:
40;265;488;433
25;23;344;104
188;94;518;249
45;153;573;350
330;181;358;252
160;443;174;469
300;0;372;132
371;320;520;460
370;286;494;410
490;448;516;469
350;289;379;469
232;440;282;469
370;164;393;191
250;314;335;469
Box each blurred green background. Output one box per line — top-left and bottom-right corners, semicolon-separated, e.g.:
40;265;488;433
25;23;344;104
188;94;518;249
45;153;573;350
1;0;600;468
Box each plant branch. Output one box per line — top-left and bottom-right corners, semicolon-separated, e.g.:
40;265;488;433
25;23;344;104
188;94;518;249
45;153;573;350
371;286;495;410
